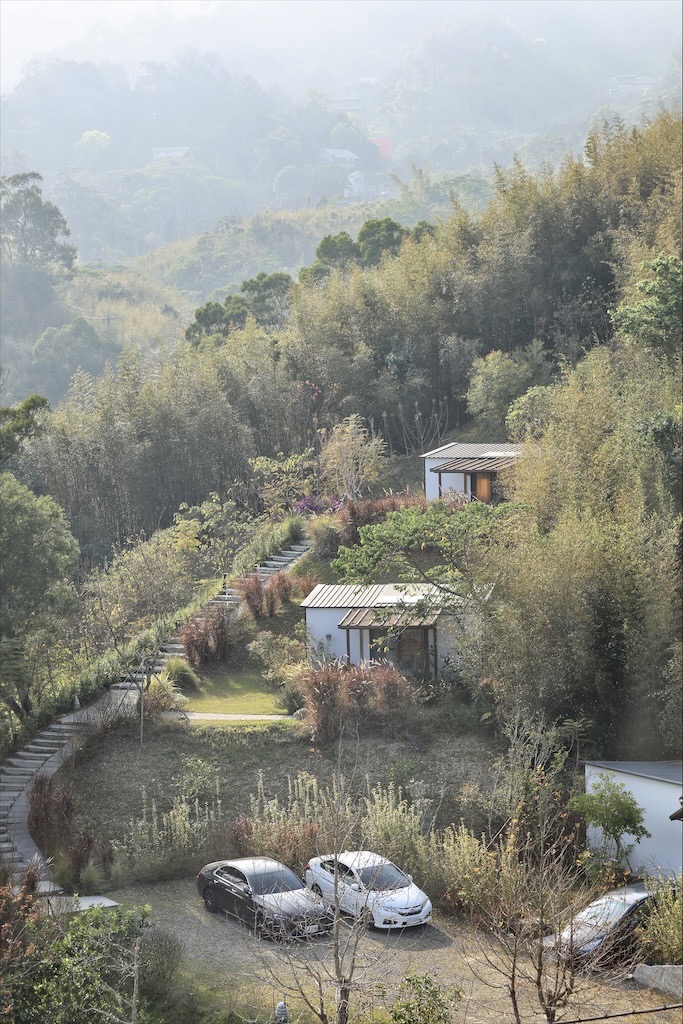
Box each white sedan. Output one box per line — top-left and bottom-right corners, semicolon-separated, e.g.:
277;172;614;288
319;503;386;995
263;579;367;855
304;850;432;930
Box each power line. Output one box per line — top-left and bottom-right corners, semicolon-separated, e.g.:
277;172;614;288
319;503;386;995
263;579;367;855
560;1003;683;1024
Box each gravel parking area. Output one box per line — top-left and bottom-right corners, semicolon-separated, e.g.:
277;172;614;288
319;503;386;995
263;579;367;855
109;877;681;1023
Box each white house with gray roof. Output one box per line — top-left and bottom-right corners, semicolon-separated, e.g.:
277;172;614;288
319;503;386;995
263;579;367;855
422;442;520;502
583;761;683;877
301;583;459;679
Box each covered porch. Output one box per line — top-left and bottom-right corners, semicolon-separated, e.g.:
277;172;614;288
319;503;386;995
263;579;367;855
338;607;438;679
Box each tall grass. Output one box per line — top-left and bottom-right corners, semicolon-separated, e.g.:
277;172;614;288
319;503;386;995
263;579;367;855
112;790;232;882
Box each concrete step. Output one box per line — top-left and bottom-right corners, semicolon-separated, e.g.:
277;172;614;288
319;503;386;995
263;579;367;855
6;756;47;768
0;843;21;860
26;738;61;749
1;766;34;777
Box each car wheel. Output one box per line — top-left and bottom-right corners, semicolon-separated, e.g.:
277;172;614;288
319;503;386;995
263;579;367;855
202;888;217;914
311;884;323;897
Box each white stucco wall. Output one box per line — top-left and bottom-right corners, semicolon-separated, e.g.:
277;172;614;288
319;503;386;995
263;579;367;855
306;607;459;675
423;459;466;500
305;607;349;661
585;765;683;877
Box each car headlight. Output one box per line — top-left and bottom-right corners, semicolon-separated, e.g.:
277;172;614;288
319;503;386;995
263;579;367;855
577;937;602;955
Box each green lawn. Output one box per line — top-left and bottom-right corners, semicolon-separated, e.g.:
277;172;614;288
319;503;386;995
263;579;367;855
185;664;287;715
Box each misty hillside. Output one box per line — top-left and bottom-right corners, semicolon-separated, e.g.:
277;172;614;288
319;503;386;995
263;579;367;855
1;2;679;266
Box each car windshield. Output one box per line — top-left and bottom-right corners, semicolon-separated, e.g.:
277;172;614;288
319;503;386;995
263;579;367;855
250;867;306;896
358;862;410;891
574;897;632;928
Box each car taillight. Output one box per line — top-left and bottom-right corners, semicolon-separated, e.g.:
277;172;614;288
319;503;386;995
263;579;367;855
305;863;311;872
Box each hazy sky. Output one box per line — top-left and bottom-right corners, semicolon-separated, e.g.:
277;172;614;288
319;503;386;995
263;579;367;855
0;1;218;89
1;0;681;95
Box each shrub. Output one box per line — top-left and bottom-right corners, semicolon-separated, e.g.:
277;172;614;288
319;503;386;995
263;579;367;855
263;580;280;618
641;875;683;964
294;495;341;515
268;570;294;604
301;662;411;742
570;776;651;867
235;574;265;619
275;680;306;714
308;514;342;557
441;822;498;916
139;673;188;717
140;927;185;1003
78;857;106;896
173;754;220;803
294;574;319;599
248;631;306;685
165;656;200;691
179;606;251;666
27;775;75;854
389;973;460;1024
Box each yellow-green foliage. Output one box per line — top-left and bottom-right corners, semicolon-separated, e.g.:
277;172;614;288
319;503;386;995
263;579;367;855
641;876;683;965
440;822;497;912
59;267;192;351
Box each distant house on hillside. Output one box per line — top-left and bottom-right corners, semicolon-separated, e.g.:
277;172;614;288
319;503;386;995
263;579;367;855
151;146;190;161
319;148;360;171
301;583;458;679
583;761;683;877
421;442;520;502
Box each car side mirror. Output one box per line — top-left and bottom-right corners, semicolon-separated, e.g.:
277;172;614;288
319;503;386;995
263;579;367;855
244;886;252;896
350;882;360;891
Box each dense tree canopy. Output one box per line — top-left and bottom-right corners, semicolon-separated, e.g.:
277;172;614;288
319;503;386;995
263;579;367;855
0;173;76;274
0;472;79;641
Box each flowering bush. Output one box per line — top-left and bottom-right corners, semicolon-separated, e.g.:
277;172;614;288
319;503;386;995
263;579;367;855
294;495;341;515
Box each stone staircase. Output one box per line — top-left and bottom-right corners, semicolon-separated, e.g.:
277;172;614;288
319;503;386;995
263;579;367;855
1;721;83;881
252;540;312;581
0;538;312;883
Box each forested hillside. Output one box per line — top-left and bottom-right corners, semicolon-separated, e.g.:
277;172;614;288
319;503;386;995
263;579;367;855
1;111;681;762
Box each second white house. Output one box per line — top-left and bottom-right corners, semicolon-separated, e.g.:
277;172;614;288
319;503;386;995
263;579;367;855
421;441;520;502
301;583;459;679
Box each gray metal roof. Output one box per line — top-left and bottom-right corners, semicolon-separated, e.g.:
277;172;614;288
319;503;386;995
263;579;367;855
301;583;439;610
430;454;518;473
584;761;683;785
421;442;521;461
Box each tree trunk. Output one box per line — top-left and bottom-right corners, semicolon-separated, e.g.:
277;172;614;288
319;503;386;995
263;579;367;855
336;979;351;1024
